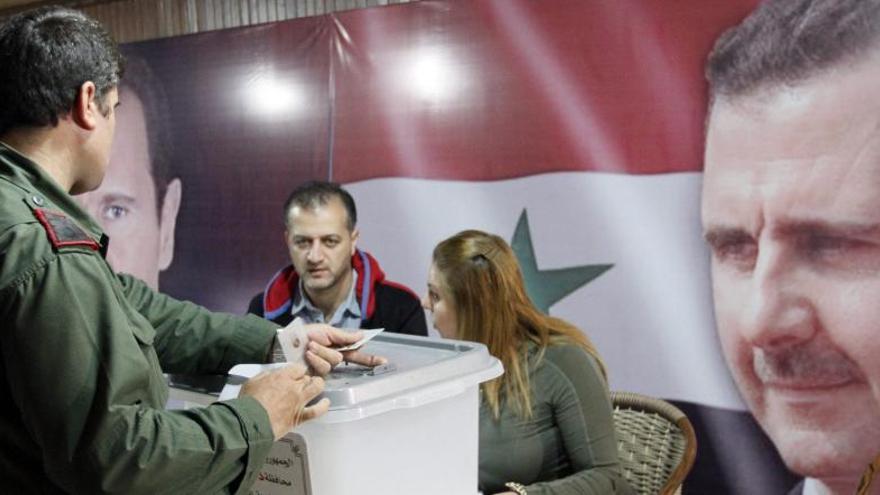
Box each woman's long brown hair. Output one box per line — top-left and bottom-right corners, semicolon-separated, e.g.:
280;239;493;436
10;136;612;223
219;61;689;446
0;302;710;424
432;229;606;419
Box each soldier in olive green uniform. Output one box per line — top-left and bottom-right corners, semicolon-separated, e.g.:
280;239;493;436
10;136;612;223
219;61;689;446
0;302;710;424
0;7;376;494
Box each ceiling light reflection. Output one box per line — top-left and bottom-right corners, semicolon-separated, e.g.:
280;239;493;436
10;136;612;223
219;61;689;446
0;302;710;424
403;48;462;103
246;73;302;117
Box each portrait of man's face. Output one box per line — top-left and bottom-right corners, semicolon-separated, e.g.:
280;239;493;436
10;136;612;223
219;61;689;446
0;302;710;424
77;86;181;289
702;54;880;481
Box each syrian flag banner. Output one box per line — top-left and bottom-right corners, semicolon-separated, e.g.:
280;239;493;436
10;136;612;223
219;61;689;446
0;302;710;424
100;0;815;493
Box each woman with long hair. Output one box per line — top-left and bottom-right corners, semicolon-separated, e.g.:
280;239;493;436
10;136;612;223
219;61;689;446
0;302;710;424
423;230;632;495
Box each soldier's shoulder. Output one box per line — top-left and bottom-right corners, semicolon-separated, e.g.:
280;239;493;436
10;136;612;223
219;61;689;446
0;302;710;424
0;176;36;228
0;189;99;291
0;178;48;267
0;221;57;291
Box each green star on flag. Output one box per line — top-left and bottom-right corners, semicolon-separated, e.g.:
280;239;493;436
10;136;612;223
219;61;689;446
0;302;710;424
510;209;613;313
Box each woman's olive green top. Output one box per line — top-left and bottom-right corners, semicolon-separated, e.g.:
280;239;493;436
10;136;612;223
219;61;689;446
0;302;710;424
479;343;634;495
0;144;279;494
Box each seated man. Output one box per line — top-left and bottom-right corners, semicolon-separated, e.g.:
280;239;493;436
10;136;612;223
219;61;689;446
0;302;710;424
249;181;428;336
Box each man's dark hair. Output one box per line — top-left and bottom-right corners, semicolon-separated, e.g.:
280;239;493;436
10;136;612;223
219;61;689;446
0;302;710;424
707;0;880;104
118;52;175;214
0;6;124;136
283;181;357;232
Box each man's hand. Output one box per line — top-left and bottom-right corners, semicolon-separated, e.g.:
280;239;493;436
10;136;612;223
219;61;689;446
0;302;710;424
240;364;328;440
303;324;387;376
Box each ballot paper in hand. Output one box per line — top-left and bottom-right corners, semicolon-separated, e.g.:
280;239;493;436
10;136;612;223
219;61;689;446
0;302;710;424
276;317;309;363
334;328;384;352
276;321;384;363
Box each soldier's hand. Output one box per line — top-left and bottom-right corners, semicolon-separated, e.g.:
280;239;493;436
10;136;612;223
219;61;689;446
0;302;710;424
303;324;387;376
240;364;328;440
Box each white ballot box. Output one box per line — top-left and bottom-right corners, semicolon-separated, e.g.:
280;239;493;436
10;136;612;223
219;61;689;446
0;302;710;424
221;333;503;495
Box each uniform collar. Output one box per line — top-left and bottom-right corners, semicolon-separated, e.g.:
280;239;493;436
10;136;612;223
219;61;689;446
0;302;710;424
0;142;105;240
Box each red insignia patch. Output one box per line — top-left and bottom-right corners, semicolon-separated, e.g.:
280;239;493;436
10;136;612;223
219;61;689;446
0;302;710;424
33;209;100;251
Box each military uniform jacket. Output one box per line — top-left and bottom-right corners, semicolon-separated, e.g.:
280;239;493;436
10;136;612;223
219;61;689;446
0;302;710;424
0;143;279;494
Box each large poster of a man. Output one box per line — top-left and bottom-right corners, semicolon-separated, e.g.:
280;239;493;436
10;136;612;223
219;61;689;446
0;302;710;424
703;0;880;493
76;55;181;289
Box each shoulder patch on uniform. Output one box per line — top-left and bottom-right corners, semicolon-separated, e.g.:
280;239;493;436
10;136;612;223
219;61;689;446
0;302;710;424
33;208;100;251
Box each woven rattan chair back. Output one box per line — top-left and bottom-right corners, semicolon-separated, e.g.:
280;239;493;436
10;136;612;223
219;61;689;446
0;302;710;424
610;391;697;495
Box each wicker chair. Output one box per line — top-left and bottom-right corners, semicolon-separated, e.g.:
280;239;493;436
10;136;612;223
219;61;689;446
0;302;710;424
610;391;697;495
